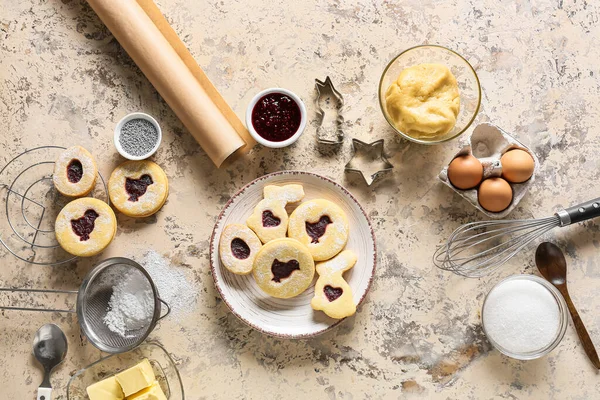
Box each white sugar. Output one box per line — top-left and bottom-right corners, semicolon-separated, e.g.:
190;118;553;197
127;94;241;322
483;279;560;354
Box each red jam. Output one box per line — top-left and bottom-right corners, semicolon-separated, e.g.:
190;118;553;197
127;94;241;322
305;215;332;244
67;159;83;183
71;209;99;241
324;285;343;302
125;174;153;202
262;210;281;227
271;259;300;283
251;93;301;142
231;238;250;259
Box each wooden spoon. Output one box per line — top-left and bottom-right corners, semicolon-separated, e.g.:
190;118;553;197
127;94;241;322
535;242;600;369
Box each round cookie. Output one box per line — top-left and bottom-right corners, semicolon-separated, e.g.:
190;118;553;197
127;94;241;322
253;238;315;299
52;146;97;197
219;224;262;275
288;199;349;261
55;197;117;257
246;199;288;243
108;160;168;218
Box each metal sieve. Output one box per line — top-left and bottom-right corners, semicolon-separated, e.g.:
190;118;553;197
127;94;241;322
0;257;170;354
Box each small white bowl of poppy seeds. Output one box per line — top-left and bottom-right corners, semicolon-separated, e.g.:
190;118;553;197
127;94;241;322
114;112;162;160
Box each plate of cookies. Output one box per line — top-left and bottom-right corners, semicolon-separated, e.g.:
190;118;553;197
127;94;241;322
210;171;376;338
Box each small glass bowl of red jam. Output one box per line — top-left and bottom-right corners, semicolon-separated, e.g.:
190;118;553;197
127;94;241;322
246;88;307;148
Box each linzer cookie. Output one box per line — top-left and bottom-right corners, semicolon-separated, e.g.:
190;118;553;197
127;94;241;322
246;199;288;243
252;238;315;299
55;197;117;257
246;184;305;243
311;250;357;319
219;224;262;275
52;146;98;197
108;160;168;217
288;199;349;261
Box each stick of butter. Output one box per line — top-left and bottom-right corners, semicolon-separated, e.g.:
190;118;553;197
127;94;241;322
126;381;167;400
116;359;156;397
86;376;125;400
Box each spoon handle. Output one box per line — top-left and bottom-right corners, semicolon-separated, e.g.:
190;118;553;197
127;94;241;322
560;288;600;369
37;387;52;400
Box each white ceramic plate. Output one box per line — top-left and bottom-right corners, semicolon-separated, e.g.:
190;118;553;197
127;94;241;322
210;171;376;338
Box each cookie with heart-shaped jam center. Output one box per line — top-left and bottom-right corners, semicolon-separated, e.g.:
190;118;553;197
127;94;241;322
288;199;349;261
55;197;117;257
219;224;262;275
246;184;305;244
253;238;315;299
311;250;357;319
108;160;168;218
52;146;98;197
246;199;287;243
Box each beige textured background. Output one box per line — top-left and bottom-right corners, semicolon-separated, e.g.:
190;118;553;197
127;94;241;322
1;0;600;398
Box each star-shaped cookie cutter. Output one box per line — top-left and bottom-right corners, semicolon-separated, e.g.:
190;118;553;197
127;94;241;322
315;76;344;145
344;139;394;186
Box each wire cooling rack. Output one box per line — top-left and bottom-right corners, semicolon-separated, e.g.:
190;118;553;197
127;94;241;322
0;146;108;265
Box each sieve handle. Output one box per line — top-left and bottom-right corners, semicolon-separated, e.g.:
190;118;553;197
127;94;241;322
0;288;78;313
158;297;171;321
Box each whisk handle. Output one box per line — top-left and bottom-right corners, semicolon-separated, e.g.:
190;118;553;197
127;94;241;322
562;198;600;225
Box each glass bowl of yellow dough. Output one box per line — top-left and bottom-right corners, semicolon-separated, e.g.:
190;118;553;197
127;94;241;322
379;45;481;144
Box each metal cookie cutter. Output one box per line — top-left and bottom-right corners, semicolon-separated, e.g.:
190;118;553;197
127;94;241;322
345;139;394;186
315;76;344;145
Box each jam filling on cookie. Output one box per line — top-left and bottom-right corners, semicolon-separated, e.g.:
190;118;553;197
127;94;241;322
271;259;300;283
324;285;343;302
305;215;332;243
71;209;99;241
67;159;84;183
262;210;281;227
231;238;251;259
125;174;154;202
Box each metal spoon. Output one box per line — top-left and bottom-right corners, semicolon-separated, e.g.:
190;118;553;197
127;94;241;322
32;324;68;400
535;242;600;368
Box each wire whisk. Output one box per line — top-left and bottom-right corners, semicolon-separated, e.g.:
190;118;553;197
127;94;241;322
434;197;600;277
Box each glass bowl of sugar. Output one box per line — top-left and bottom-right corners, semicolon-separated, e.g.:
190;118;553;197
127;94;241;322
482;274;568;360
114;112;162;160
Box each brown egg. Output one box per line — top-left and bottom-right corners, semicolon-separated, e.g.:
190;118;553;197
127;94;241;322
501;149;535;183
478;178;513;212
447;154;483;189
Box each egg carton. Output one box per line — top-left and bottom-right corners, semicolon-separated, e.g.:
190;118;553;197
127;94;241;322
439;122;540;219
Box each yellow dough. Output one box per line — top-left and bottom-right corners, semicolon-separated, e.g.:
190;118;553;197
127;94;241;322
288;199;349;261
52;146;97;197
219;224;262;275
385;63;460;139
55;198;117;257
246;184;305;243
253;238;315;299
108;160;168;218
311;250;357;319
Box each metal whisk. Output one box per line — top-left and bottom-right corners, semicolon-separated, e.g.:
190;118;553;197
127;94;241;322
434;197;600;277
